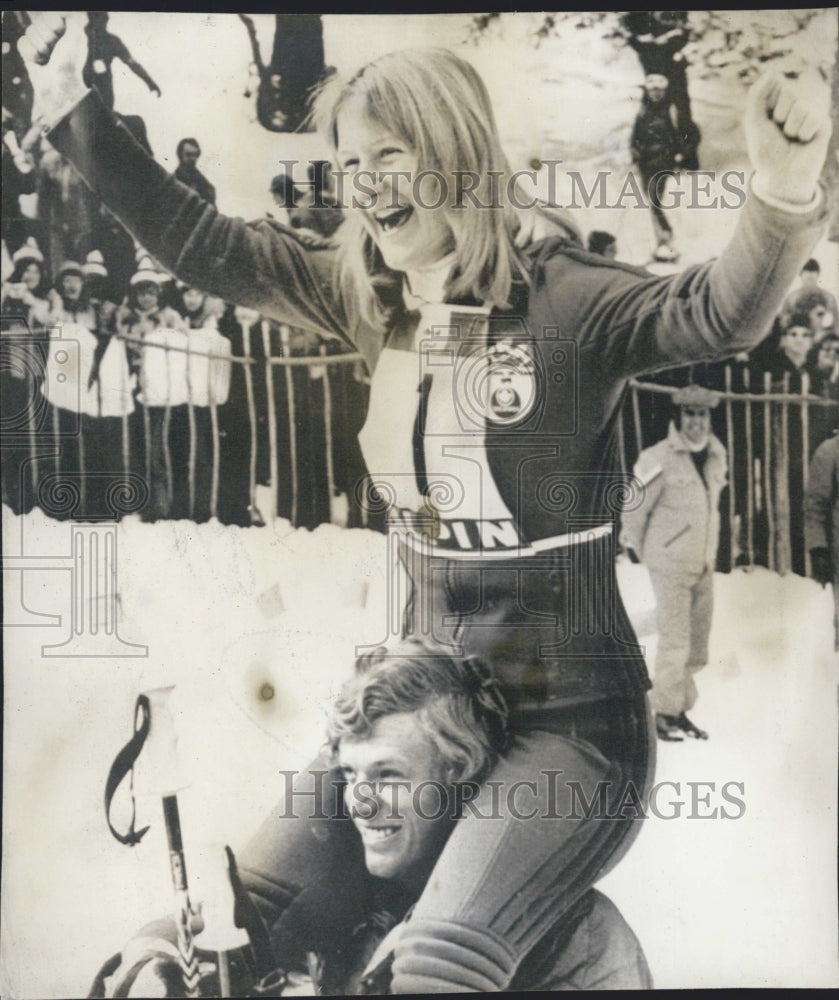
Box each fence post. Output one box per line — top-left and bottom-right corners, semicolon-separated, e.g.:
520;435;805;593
616;406;627;480
241;321;259;521
261;321;279;522
163;404;174;514
725;365;735;571
26;369;40;496
52;403;60;476
185;338;196;519
209;399;220;522
775;372;791;575
743;367;754;568
320;344;337;505
801;372;810;580
763;371;775;573
77;415;87;513
279;326;299;527
140;356;152;507
631;382;642;455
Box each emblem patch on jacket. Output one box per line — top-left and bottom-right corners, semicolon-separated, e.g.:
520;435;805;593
460;340;539;427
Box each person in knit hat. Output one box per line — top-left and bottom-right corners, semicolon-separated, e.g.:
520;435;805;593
621;384;727;741
49;259;90;322
116;257;184;351
2;239;51;328
177;282;225;331
116;257;189;521
82;249;117;313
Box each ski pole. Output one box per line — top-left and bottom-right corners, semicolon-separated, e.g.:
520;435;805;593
129;686;200;998
105;688;263;996
161;793;201;997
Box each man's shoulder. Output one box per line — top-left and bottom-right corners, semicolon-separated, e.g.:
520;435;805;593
513;890;653;991
635;437;672;481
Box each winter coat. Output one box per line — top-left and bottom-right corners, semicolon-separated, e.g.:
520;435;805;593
115;301;186;382
631;101;679;175
805;434;839;580
138;326;232;407
310;890;651;994
621;422;727;575
41;297;134;417
115;301;185;342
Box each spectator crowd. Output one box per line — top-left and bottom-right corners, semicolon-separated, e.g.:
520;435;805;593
2;10;366;530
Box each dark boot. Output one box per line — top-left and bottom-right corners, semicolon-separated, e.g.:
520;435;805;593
676;712;709;740
656;713;685;742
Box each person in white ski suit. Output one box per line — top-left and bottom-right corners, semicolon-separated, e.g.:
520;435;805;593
621;385;727;741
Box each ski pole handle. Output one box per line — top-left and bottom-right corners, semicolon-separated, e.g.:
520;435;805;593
162;795;201;998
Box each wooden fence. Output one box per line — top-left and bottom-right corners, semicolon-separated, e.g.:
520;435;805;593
4;322;837;580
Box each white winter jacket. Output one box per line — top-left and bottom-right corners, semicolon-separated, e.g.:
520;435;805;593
621;422;727;574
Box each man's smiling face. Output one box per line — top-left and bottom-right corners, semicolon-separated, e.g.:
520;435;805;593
338;711;455;889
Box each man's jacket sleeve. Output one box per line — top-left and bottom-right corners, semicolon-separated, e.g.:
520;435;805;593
47;90;351;344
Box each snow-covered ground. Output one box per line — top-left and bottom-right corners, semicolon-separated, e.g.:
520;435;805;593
2;508;837;995
3;10;839;997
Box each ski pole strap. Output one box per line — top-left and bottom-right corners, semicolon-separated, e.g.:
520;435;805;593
86;951;122;998
104;694;152;846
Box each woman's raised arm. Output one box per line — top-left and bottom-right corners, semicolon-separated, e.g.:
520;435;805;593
21;14;351;344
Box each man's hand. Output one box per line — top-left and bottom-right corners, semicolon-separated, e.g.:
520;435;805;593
746;70;831;206
18;12;89;129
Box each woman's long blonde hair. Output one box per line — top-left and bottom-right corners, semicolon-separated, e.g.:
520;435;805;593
311;48;532;331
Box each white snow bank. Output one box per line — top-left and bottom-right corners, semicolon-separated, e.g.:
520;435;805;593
3;508;837;994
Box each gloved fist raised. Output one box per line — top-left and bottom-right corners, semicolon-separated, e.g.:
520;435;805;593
18;12;88;128
746;70;832;207
18;13;67;65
